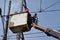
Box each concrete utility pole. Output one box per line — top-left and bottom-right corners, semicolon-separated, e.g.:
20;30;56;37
16;0;24;40
3;0;11;40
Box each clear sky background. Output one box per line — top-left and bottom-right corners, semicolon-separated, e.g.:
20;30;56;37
0;0;60;40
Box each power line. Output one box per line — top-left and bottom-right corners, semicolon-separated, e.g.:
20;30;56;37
0;8;5;33
43;9;60;12
24;0;60;13
25;36;49;38
3;0;11;40
2;0;6;32
4;0;6;15
44;1;60;10
6;36;49;39
0;35;49;39
1;9;60;17
0;32;43;37
29;9;60;13
24;32;43;35
5;35;52;39
0;9;60;18
40;0;42;11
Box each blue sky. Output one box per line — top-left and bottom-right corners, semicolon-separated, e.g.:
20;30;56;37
0;0;60;40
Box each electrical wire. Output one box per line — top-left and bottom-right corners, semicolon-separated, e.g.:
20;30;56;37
0;35;49;38
0;35;57;39
29;9;60;13
43;9;60;12
5;35;49;39
23;0;27;9
0;8;4;34
7;36;48;39
1;9;60;17
5;35;52;39
3;0;6;21
24;32;43;35
2;0;6;33
40;0;42;11
0;32;43;37
44;1;60;10
25;36;49;38
4;0;6;15
1;16;5;33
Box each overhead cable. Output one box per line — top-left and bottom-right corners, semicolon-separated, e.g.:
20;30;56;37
40;0;42;11
5;36;52;39
0;32;43;37
1;9;60;17
44;1;60;10
4;0;6;15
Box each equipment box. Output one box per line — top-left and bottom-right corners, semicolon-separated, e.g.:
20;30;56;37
9;13;32;33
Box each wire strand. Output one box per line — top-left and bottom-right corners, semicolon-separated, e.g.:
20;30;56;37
40;0;42;11
44;1;60;10
24;32;43;35
2;0;6;33
1;16;5;33
29;9;60;13
43;9;60;12
4;0;6;15
0;32;43;37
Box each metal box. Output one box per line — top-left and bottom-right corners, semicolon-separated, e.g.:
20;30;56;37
9;13;32;33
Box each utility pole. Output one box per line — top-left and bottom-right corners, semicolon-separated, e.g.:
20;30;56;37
3;0;11;40
16;0;24;40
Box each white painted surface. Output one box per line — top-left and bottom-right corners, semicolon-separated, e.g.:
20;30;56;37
10;13;28;26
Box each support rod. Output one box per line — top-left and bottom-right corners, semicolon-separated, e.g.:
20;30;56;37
3;0;11;40
16;0;24;40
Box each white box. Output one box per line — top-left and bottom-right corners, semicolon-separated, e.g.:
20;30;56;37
9;13;31;33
